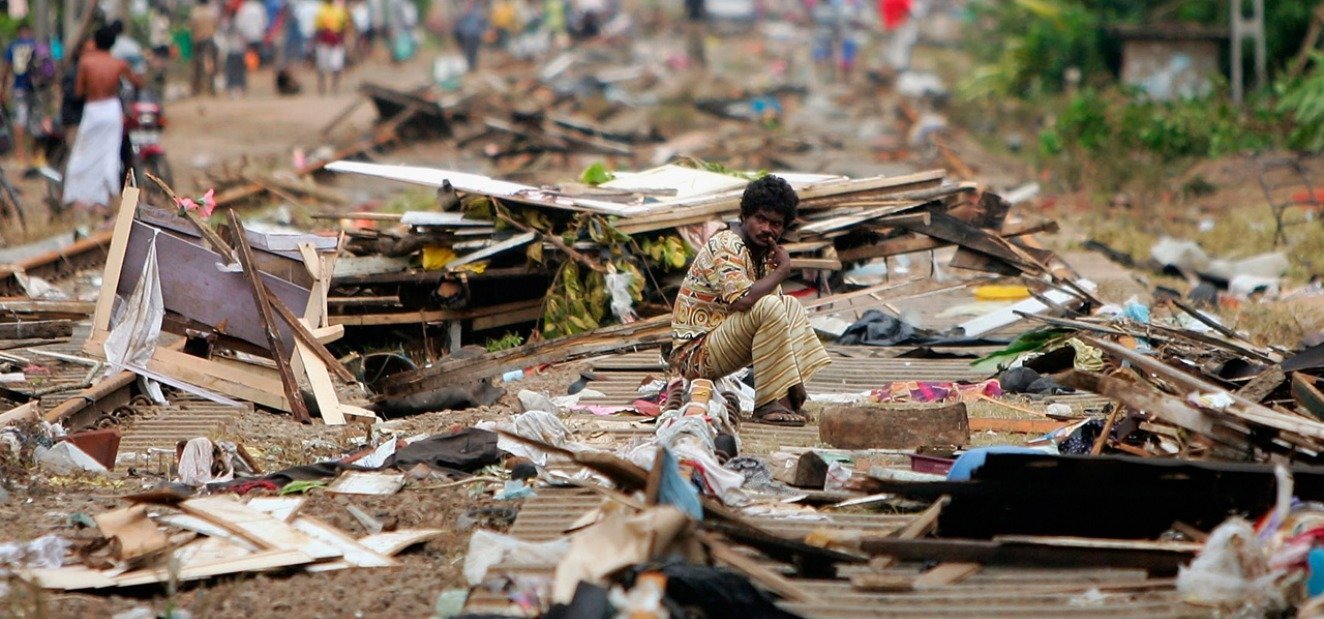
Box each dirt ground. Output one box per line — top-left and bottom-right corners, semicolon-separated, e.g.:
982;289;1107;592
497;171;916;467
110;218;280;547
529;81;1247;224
0;349;585;617
2;20;1320;618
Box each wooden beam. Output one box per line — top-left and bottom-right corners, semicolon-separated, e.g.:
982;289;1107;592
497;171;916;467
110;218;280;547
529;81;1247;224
228;210;310;423
263;284;355;383
88;187;141;352
330;297;543;327
0;320;72;339
0;299;95;315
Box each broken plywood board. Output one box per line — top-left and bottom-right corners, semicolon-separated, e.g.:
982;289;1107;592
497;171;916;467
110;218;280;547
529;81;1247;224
246;496;308;522
292;517;396;568
327;472;406;496
306;528;443;572
178;497;341;560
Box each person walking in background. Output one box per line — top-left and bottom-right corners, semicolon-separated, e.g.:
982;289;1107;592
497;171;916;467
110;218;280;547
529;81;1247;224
453;0;487;73
190;0;221;95
2;23;48;171
683;0;706;67
221;14;249;95
313;0;349;94
64;27;144;215
147;3;173;96
235;0;270;67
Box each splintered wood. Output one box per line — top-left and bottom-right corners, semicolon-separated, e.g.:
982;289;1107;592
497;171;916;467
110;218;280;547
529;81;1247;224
23;496;444;590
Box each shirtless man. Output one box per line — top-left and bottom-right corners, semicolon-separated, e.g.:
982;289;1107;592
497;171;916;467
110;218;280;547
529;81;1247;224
62;26;144;214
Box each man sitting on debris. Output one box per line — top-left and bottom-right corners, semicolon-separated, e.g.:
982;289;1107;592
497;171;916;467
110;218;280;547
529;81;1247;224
668;175;831;427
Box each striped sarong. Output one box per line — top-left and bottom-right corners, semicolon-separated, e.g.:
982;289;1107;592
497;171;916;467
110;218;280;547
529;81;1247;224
676;294;830;407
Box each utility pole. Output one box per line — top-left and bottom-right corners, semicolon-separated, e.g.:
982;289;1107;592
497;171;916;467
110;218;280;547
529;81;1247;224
1230;0;1267;104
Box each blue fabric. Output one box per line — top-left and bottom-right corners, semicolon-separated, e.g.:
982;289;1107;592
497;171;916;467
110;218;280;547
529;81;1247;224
6;38;38;91
947;446;1054;481
656;447;703;521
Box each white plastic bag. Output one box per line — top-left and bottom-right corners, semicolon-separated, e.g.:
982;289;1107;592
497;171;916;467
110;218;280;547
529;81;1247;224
463;529;569;586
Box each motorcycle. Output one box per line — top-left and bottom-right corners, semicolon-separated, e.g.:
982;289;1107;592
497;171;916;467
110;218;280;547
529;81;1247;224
124;93;173;194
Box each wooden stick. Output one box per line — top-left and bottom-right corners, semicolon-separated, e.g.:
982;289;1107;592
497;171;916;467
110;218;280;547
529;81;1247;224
262;284;356;383
145;173;235;262
1091;407;1121;456
227;210;311;423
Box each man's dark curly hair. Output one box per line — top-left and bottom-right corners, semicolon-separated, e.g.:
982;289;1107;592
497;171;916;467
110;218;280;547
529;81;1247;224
739;175;798;224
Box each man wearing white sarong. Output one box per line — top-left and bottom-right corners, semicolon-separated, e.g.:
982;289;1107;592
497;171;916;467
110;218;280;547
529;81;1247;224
63;27;143;214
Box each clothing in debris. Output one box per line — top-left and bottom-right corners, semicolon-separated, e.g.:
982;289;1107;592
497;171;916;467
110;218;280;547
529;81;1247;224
836;309;918;346
388;428;503;474
999;366;1072;395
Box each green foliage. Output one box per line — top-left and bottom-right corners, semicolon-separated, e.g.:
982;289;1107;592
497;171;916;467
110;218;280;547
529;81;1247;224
962;0;1105;100
675;157;766;181
1037;88;1287;190
1276;53;1324;152
484;332;525;352
580;161;615;185
963;0;1324;100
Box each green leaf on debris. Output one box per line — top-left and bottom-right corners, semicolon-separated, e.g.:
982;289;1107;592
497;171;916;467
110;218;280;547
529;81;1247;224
973;327;1074;372
580;162;615;185
279;480;326;495
485;332;525;352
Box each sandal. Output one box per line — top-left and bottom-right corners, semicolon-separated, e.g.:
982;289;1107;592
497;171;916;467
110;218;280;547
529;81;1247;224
752;402;806;427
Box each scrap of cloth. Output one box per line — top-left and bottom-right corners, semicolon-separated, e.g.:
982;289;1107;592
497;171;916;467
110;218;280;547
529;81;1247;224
61;98;122;207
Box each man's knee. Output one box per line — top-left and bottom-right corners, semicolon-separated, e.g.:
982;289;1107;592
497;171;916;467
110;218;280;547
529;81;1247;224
751;294;790;324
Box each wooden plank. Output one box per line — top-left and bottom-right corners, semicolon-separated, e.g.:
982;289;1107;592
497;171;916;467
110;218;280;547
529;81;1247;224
331;297;544;327
0;401;39;425
154;514;264;551
787;258;843;271
355;529;444;556
327;472;405;495
111;548;312;587
142;346;288;411
229;210;310;424
88;187;141;348
913;562;983;589
445;232;537;270
0;320;72;339
178;497;341;560
1294;374;1324;422
246;496;307;522
700;531;820;604
266;288;355;383
471;303;543;331
292;516;396;567
381;314;672;395
0;299;95;315
968;417;1070;434
292;322;347;426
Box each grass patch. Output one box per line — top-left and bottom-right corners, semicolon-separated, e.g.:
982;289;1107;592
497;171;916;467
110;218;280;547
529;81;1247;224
1230;300;1324;349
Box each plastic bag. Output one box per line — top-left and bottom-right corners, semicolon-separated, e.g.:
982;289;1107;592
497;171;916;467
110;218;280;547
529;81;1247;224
1176;518;1285;613
463;529;569;586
